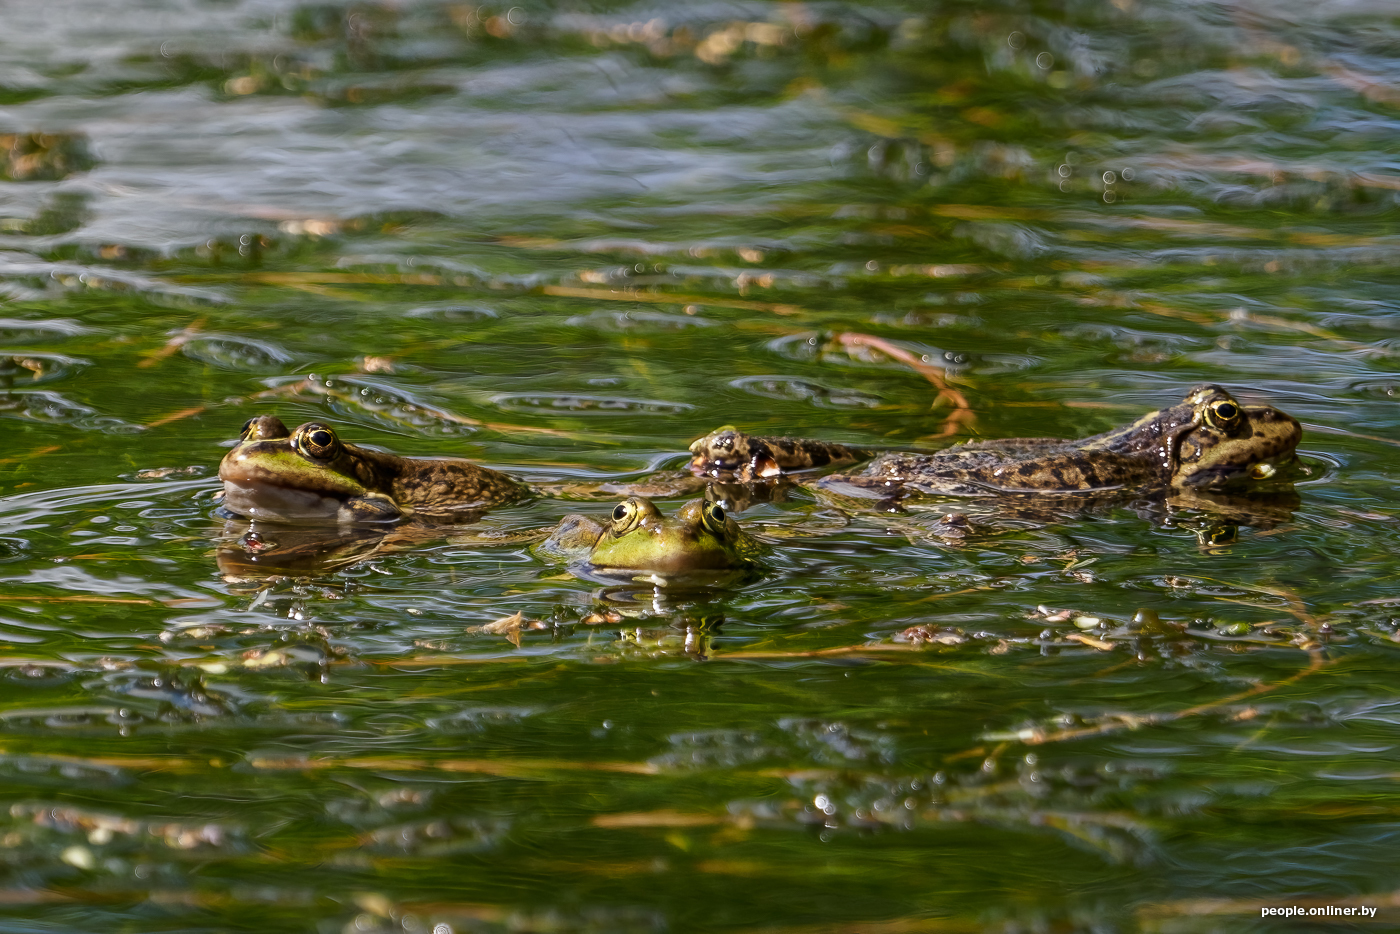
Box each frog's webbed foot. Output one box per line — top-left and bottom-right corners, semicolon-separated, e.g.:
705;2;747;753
915;512;973;542
534;470;709;501
688;427;874;481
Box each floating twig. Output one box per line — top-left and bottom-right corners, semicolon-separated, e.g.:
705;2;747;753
137;318;206;369
145;406;206;429
248;755;659;776
541;284;802;316
993;653;1333;747
248;376;593;441
832;331;974;437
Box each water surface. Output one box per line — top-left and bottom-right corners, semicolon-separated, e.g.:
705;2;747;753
2;0;1400;930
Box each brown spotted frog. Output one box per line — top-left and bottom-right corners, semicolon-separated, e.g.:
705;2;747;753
689;384;1301;500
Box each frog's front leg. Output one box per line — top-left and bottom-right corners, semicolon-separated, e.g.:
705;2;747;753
339;493;407;524
532;513;607;561
688;427;874;481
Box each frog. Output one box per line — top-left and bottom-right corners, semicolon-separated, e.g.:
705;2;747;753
218;416;530;525
689;384;1302;500
538;496;765;583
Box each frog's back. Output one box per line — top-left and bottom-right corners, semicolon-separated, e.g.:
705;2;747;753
834;443;1162;496
362;448;529;517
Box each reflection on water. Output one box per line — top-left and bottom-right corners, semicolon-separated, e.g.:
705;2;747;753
214;520;435;578
3;0;1400;930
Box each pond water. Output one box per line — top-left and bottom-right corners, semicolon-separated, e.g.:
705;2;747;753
2;0;1400;930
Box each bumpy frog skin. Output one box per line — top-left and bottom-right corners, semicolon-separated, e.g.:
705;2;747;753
542;496;763;577
690;385;1302;497
219;416;528;525
689;430;870;480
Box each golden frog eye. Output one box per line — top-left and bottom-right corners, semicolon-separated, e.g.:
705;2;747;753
701;501;728;534
239;418;254;439
293;423;340;460
610;499;641;532
1206;399;1241;428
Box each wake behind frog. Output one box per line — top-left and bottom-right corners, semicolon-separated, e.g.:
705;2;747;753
690;385;1301;499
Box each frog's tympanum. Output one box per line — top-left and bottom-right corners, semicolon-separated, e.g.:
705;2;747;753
690;385;1301;499
539;496;764;582
219;416;528;525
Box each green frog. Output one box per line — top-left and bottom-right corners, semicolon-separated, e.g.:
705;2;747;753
689;384;1302;499
538;496;764;582
218;416;529;524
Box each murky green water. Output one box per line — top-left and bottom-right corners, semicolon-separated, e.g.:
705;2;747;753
2;0;1400;930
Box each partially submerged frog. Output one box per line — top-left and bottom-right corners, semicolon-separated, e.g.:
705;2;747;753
539;496;765;583
690;385;1302;500
218;416;529;525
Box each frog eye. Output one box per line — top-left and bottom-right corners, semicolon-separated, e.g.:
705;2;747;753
239;418;254;439
701;501;728;534
293;423;340;460
610;499;642;531
1206;399;1241;428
